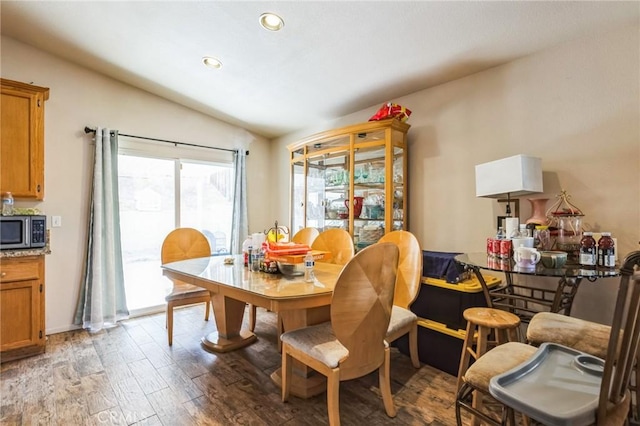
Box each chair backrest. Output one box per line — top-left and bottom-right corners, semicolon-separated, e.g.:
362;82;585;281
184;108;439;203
331;242;399;380
379;230;423;309
598;250;640;423
161;228;211;264
311;228;355;266
291;227;320;246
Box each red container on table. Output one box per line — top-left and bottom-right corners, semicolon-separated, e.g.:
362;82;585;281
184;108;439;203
491;239;501;257
500;239;512;259
487;238;495;256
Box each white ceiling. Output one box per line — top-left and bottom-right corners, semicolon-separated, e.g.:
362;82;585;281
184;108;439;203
2;1;638;139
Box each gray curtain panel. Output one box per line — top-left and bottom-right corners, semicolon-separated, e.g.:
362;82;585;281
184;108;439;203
74;127;129;331
230;150;248;254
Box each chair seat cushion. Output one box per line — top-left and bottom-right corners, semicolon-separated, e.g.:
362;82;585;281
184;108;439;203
527;312;611;359
280;322;348;368
387;305;417;336
166;283;210;302
464;342;537;391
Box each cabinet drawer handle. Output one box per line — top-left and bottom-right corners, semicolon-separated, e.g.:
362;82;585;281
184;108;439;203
1;272;6;278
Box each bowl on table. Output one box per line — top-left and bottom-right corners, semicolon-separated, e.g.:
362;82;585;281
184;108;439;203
540;251;568;269
277;262;304;277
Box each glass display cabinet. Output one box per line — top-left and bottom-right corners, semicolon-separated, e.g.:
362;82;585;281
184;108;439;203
288;119;410;250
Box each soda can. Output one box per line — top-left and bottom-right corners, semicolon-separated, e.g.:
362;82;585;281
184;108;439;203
492;239;501;258
486;238;494;256
500;239;512;259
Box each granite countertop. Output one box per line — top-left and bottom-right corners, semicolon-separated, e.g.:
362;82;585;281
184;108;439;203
0;246;51;258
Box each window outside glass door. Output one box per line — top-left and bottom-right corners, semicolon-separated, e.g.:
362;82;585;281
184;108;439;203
118;154;233;313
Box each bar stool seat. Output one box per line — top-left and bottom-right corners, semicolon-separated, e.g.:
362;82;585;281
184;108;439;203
456;307;521;425
457;308;521;389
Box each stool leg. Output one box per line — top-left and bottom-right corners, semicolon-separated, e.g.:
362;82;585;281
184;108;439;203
508;324;520;343
457;320;476;392
498;328;517;346
471;326;490;426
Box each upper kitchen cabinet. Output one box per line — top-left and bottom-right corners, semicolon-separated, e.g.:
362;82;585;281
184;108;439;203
1;78;50;200
288;119;410;249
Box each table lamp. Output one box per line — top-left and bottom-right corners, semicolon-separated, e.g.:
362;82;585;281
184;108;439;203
475;155;543;230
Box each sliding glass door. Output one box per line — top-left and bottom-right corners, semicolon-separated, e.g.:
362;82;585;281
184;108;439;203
179;161;233;254
118;154;233;312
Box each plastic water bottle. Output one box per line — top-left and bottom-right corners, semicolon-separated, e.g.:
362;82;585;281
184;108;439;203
518;224;530;238
2;192;14;216
304;252;315;282
247;244;253;268
251;247;262;272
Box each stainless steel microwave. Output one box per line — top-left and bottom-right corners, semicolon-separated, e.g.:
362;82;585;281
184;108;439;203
0;215;47;250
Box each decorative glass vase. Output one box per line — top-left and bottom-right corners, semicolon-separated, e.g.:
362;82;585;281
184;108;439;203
526;198;549;225
545;190;585;263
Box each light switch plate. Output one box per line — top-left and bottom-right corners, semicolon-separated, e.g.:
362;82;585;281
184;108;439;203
52;216;62;227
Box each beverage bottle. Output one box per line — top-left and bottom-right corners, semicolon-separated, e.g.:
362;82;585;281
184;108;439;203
242;237;252;267
518;224;530;238
2;192;14;216
597;232;615;268
251;246;263;272
579;232;597;268
304;252;315;282
495;227;506;259
247;243;254;268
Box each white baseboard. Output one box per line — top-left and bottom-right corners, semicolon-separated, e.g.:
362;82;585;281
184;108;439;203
44;303;211;336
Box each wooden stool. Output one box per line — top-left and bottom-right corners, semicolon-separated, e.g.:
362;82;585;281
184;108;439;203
456;307;521;425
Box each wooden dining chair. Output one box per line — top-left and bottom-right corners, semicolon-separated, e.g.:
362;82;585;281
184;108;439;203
291;227;320;246
281;243;399;426
379;230;422;368
456;250;640;426
311;228;355;266
161;228;212;346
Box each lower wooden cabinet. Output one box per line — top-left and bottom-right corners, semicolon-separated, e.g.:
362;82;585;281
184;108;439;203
0;255;45;362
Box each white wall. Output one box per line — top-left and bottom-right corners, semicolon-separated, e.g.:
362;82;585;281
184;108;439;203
2;36;273;334
271;25;640;324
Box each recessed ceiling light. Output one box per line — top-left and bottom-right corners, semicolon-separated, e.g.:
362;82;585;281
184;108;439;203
259;13;284;31
202;56;222;69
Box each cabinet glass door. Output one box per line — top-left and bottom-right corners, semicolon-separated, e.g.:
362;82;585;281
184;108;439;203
392;145;406;233
305;156;326;230
309;151;349;232
290;152;305;234
353;136;387;250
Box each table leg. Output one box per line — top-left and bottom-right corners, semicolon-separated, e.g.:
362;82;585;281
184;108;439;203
469;266;494;309
270;305;331;399
201;294;257;353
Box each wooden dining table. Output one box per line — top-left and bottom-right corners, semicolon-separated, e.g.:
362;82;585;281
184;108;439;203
161;253;343;398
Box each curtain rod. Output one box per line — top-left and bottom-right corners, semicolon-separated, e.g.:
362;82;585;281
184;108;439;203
84;127;248;155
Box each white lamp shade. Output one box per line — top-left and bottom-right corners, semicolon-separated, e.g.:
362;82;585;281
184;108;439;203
475;155;543;198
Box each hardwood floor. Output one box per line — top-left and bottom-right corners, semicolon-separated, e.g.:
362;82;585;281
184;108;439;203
1;305;475;425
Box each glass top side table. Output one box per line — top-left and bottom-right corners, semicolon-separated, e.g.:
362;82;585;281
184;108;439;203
454;253;621;323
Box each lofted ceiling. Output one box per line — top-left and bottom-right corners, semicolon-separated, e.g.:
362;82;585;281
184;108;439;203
1;1;638;139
